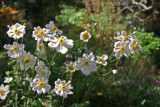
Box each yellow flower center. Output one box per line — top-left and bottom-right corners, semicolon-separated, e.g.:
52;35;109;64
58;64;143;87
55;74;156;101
38;39;43;43
82;33;89;40
38;81;45;88
11;46;19;51
24;57;31;63
37;29;45;37
58;38;65;44
119;45;126;52
60;84;67;91
39;45;43;51
13;28;20;35
68;65;74;71
123;36;128;41
98;57;104;62
52;26;58;31
132;43;138;50
44;101;49;105
30;77;33;80
0;89;4;95
83;59;90;66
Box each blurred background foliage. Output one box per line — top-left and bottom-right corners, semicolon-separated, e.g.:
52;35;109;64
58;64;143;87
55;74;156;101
0;0;160;106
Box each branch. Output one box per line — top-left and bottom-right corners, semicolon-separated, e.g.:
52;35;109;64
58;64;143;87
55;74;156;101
132;0;152;11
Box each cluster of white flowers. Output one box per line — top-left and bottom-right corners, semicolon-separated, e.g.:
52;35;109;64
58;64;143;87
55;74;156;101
31;21;73;54
3;22;142;106
114;31;142;59
4;22;74;102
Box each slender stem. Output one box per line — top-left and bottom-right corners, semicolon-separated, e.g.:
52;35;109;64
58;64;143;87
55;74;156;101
15;39;19;106
82;74;97;102
24;69;27;107
62;98;64;107
110;58;117;63
76;72;80;103
102;71;111;76
50;92;53;107
80;42;84;48
61;72;65;78
51;52;57;64
44;44;49;64
49;52;57;70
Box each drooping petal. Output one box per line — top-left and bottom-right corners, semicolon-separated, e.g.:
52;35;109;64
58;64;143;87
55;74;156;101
82;66;90;76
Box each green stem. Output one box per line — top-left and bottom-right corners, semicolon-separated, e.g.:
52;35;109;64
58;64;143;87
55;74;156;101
51;52;57;64
24;69;27;107
50;92;53;107
82;74;97;102
62;98;64;107
80;42;85;48
102;71;111;76
49;52;57;71
61;72;65;79
15;39;19;107
110;58;117;63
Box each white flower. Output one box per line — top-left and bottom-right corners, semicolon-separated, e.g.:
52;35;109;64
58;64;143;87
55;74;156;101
66;62;76;72
75;52;97;76
17;51;36;70
114;41;131;59
80;30;91;42
7;23;26;40
4;42;25;58
37;60;45;67
112;69;118;74
30;77;51;94
4;77;13;83
0;84;10;100
35;61;51;79
26;74;33;83
96;54;108;65
36;39;45;54
32;26;50;41
129;39;142;54
114;31;133;42
45;21;62;36
54;79;73;98
39;99;51;107
48;36;74;54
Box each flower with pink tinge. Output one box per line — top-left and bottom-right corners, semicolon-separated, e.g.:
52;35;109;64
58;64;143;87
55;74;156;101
66;54;70;58
132;80;135;82
70;55;72;58
154;81;159;84
138;84;142;88
63;61;67;65
126;86;130;89
147;92;151;95
69;61;73;64
158;72;160;75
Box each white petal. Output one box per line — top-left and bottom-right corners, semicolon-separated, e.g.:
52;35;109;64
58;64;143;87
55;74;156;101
63;39;73;49
115;51;122;59
89;61;97;71
57;45;68;54
82;66;90;76
48;42;59;48
102;61;107;66
102;54;108;60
